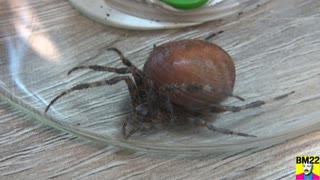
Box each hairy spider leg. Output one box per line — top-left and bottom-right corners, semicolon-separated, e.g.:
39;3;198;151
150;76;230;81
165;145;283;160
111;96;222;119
107;48;144;87
146;87;159;118
210;91;295;113
122;115;154;139
67;47;148;99
68;47;143;81
163;95;176;122
122;119;140;139
45;76;140;113
67;47;145;92
108;47;147;103
158;85;294;114
195;119;256;137
47;48;150;139
67;65;143;102
107;48;140;70
208;124;256;137
68;65;131;75
204;30;224;41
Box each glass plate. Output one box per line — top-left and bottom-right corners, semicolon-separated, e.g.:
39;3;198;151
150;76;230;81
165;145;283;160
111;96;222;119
1;0;320;153
68;0;271;30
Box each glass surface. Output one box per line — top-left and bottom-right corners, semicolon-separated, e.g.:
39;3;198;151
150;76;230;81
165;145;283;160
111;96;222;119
1;0;320;153
68;0;271;30
105;0;269;22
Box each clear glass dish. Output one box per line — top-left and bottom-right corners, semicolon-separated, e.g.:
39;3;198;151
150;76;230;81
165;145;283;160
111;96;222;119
69;0;271;30
1;0;320;153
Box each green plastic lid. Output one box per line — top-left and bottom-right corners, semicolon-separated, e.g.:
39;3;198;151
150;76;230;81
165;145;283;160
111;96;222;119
160;0;209;10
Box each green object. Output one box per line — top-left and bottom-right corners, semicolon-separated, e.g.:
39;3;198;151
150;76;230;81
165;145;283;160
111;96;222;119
160;0;209;10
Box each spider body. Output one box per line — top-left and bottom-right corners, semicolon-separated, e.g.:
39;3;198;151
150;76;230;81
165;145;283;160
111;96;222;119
144;40;235;111
45;39;294;139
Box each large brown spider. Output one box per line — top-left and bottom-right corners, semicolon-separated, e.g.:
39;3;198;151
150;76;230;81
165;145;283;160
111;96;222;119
45;40;294;139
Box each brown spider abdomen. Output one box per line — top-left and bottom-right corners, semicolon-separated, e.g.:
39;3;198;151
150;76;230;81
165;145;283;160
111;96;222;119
143;40;235;110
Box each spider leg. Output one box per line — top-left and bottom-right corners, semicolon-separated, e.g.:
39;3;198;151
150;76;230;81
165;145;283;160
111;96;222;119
211;91;295;113
123;113;153;139
107;48;143;75
122;119;141;139
163;95;176;122
196;119;256;137
207;124;256;137
204;30;224;41
107;48;140;70
45;76;140;113
67;65;131;75
69;48;144;86
107;47;145;91
146;87;159;117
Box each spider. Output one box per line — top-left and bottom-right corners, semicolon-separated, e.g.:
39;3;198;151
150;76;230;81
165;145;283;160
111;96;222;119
45;40;294;139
